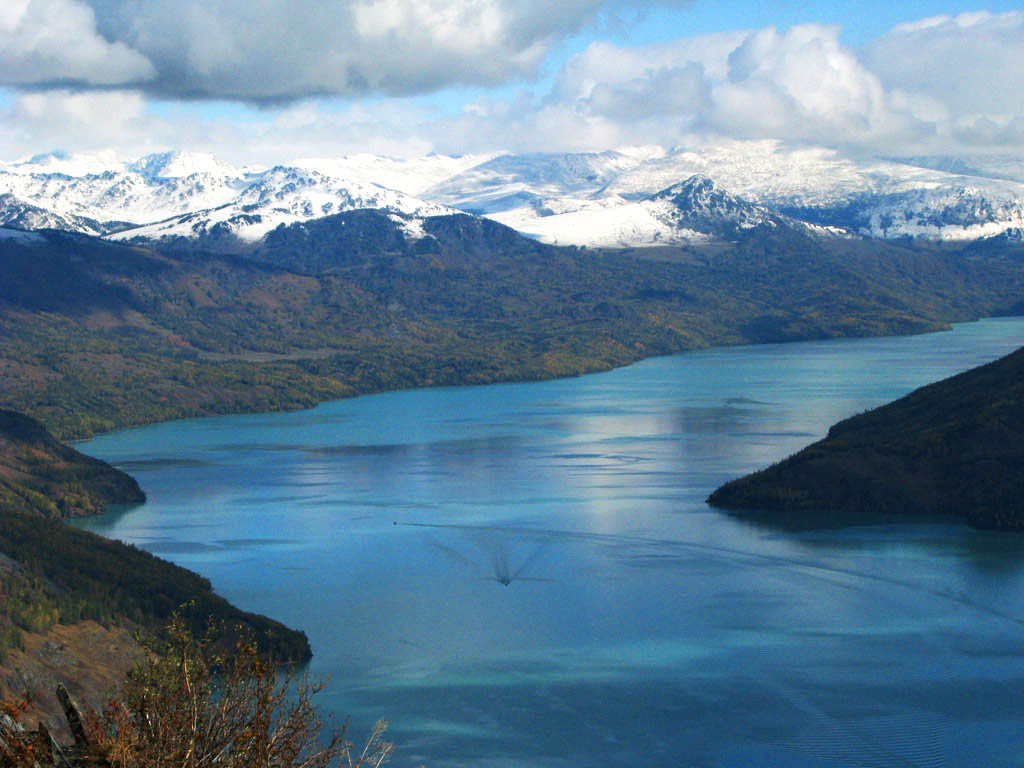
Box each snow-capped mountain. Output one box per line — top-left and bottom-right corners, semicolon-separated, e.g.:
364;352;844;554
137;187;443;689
0;151;457;245
0;193;109;235
292;152;499;196
787;186;1024;241
1;142;1023;248
127;150;241;180
3;150;125;176
108;166;454;244
521;175;798;248
0;150;247;230
893;155;1024;185
423;148;663;214
424;140;1024;245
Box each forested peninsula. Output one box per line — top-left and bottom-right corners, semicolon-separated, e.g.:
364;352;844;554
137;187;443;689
0;409;310;731
709;345;1024;530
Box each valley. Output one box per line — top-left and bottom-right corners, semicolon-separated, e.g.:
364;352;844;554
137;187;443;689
69;318;1024;767
3;146;1024;757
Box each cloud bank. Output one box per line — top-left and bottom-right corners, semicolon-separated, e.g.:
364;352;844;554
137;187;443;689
0;0;154;86
432;12;1024;156
0;8;1022;161
1;0;690;100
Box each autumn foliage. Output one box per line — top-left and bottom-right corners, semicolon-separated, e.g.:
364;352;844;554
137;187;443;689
2;618;393;768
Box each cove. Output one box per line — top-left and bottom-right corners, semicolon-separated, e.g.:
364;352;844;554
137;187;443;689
76;318;1024;768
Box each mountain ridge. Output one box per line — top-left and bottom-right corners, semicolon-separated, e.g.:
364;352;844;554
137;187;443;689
2;209;1023;442
3;143;1024;247
0;409;144;518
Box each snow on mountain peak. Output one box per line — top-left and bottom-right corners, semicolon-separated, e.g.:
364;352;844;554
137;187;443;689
2;141;1024;247
128;151;239;179
107;165;456;244
292;152;501;196
12;150;126;177
652;174;729;209
515;175;784;248
650;174;779;231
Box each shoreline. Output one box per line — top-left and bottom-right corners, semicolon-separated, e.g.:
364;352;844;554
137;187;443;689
70;315;980;446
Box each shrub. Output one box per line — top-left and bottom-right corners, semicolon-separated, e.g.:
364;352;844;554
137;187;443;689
2;617;393;768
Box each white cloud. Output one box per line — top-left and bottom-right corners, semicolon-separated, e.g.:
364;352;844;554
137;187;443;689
706;24;919;145
0;0;693;100
1;11;1023;161
0;90;441;163
863;11;1024;116
432;24;938;154
0;0;154;86
587;64;710;121
441;18;1024;156
549;31;747;102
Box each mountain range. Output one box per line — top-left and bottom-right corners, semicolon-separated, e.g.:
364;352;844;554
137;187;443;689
2;141;1023;249
3;202;1024;442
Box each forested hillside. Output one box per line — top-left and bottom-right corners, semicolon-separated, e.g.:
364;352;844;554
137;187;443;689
709;345;1024;530
2;212;1022;440
0;410;310;662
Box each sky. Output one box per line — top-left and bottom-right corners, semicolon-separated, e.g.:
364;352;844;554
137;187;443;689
1;0;1023;164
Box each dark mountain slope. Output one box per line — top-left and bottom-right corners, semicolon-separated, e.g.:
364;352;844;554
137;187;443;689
649;175;792;242
1;215;1023;440
248;211;551;273
708;345;1024;530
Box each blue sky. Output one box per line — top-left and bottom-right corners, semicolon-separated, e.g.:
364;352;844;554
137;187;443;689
414;0;1024;115
1;1;1023;162
627;0;1024;45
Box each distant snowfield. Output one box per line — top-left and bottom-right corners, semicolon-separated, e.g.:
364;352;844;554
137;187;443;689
504;200;695;248
291;153;500;197
1;142;1024;247
106;165;455;243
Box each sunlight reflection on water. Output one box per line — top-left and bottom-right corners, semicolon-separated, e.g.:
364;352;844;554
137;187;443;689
77;318;1024;768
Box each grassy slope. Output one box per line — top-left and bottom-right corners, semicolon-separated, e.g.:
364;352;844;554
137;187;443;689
1;214;1022;441
708;345;1024;530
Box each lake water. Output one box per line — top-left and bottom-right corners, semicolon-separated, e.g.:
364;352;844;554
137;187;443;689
76;318;1024;768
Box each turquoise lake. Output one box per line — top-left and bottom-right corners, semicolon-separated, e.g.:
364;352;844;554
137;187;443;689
76;318;1024;768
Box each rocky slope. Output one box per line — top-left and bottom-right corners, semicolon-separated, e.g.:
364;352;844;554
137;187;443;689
0;621;143;740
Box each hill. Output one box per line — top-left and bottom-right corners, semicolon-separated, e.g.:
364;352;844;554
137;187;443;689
708;346;1024;530
0;410;311;664
0;409;145;518
3;214;1024;441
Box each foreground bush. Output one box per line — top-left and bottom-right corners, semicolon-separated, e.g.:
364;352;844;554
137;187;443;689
1;618;393;768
